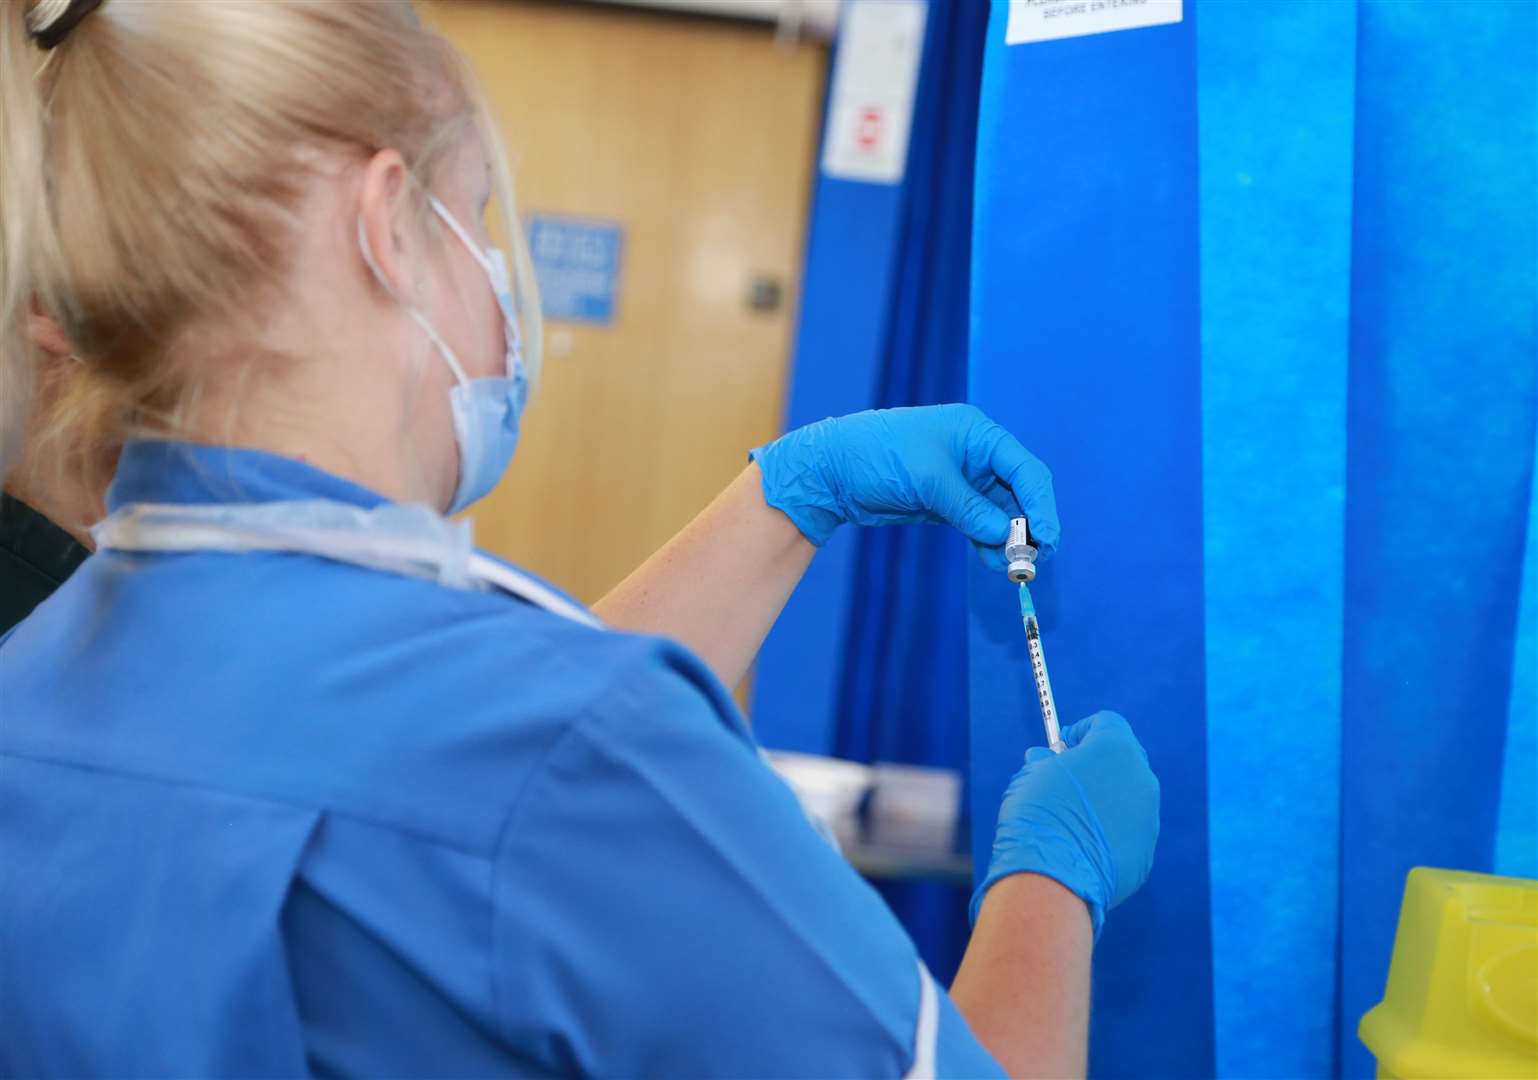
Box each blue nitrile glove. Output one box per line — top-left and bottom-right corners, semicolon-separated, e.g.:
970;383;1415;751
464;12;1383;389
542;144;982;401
750;404;1059;572
971;711;1160;940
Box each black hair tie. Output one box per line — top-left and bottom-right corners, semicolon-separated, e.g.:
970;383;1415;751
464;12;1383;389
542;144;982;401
29;0;105;51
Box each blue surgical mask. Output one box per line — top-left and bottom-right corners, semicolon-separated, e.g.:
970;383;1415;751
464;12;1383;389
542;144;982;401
357;196;528;515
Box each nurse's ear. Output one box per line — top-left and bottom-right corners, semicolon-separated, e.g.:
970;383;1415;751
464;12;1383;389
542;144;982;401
27;308;74;360
356;148;415;300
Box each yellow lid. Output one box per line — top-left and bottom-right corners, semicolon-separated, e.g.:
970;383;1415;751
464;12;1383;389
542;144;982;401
1359;867;1538;1080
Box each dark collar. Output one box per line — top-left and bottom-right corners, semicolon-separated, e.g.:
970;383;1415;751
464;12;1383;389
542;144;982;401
0;494;91;626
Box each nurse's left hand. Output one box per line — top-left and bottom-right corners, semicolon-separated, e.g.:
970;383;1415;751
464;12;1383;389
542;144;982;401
750;404;1059;571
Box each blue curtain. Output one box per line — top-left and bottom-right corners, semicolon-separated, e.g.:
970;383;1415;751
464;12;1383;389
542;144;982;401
752;0;989;983
751;19;920;759
833;0;989;985
966;2;1536;1078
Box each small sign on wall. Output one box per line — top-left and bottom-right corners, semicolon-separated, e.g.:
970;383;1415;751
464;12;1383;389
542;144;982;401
820;0;927;186
527;215;625;325
1006;0;1182;46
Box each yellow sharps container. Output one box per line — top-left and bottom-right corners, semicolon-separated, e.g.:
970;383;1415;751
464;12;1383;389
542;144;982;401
1359;866;1537;1079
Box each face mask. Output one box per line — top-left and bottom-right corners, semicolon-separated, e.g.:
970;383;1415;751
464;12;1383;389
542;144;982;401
357;196;528;515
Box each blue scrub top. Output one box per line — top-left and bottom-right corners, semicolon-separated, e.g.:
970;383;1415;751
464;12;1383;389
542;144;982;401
0;441;1003;1078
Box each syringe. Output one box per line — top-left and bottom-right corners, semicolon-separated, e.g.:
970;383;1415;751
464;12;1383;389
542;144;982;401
1021;584;1066;753
1008;517;1066;753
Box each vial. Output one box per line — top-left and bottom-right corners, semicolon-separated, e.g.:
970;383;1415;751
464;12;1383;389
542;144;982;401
1005;517;1037;583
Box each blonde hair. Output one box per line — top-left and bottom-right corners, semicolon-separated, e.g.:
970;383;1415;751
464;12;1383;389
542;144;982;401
0;0;539;497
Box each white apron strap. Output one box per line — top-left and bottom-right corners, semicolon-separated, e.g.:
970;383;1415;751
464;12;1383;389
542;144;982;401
93;500;599;627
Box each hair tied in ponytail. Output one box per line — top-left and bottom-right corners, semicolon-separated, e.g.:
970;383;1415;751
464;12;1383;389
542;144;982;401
26;0;103;50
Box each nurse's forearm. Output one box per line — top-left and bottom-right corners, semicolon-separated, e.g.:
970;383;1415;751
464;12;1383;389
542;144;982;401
593;463;815;691
949;873;1092;1079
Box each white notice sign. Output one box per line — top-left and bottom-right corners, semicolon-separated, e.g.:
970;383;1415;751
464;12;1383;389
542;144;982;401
1006;0;1182;46
821;0;927;185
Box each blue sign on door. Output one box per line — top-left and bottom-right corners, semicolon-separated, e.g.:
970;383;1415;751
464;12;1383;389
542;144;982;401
527;215;624;325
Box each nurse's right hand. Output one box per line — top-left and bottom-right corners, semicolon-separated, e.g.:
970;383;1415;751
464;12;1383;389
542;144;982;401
970;711;1160;941
749;404;1059;572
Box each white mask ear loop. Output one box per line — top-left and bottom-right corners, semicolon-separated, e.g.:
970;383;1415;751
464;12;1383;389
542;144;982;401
426;196;525;379
428;195;495;275
356;216;473;387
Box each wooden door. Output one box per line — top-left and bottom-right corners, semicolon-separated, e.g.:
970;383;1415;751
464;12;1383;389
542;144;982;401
426;1;827;611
